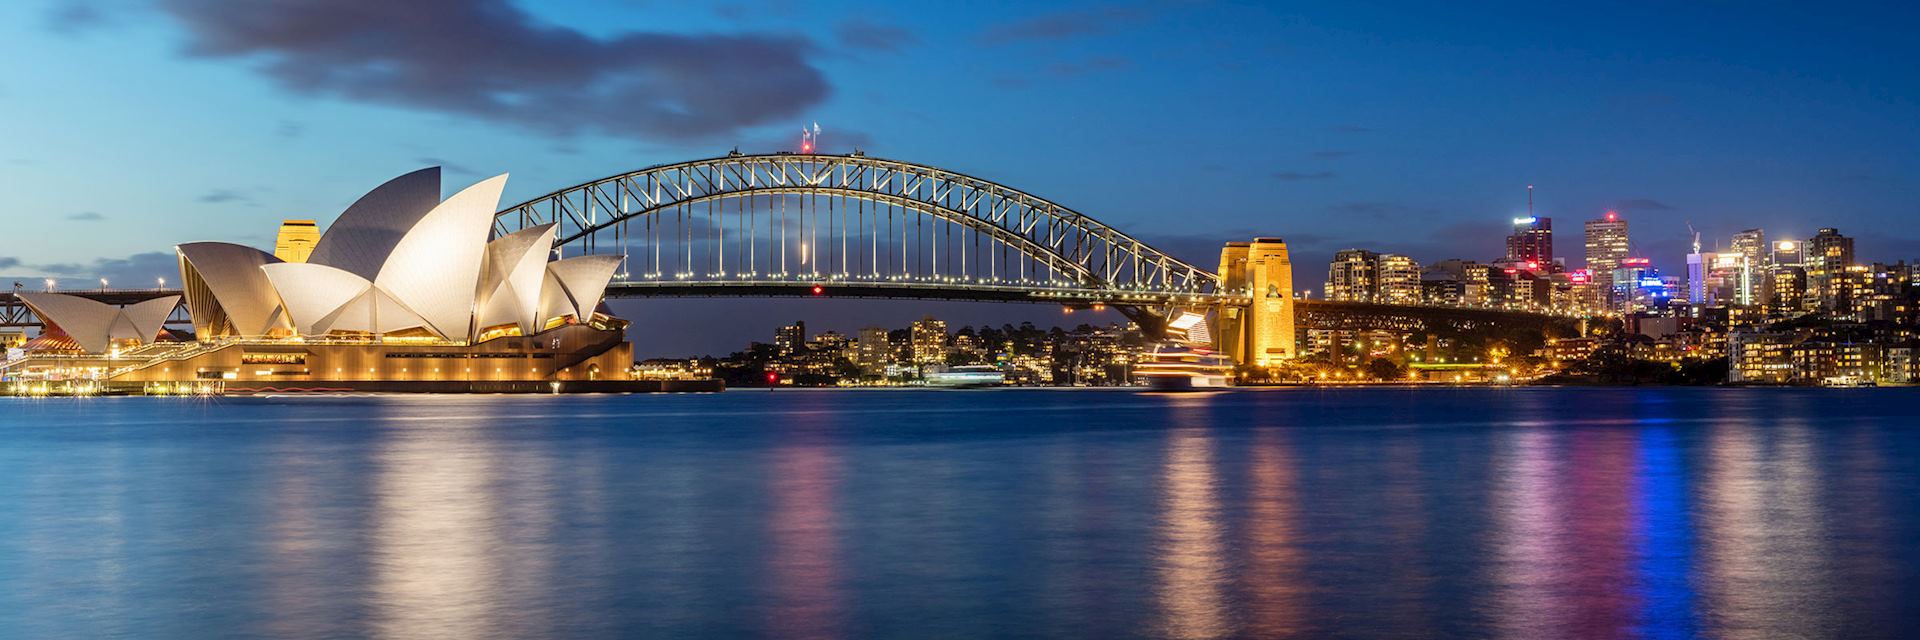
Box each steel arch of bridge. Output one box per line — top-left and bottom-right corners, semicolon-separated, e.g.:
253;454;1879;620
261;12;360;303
493;153;1226;302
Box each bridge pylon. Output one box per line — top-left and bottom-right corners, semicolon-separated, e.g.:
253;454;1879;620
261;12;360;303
1214;237;1295;366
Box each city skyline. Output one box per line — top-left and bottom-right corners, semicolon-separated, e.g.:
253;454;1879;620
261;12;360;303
4;1;1918;355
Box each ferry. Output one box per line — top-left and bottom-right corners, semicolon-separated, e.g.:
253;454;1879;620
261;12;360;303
1135;346;1235;391
924;365;1007;388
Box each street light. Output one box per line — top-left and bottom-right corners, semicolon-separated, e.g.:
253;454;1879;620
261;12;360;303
99;278;109;290
157;277;166;289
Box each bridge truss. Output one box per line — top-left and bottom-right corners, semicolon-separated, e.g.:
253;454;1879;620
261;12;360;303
494;153;1229;309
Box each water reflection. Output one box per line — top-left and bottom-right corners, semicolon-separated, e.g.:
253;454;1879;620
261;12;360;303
1493;428;1567;639
1156;397;1229;639
1243;429;1305;637
763;431;844;640
371;422;502;639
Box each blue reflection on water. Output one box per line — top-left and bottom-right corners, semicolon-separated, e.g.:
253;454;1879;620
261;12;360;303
1633;426;1697;639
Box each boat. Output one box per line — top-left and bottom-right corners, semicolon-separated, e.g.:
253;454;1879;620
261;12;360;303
1136;346;1235;391
924;365;1006;388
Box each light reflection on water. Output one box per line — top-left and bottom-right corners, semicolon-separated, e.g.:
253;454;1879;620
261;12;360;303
2;388;1919;639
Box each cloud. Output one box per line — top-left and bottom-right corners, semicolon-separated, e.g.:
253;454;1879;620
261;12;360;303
0;257;21;269
1613;198;1674;211
197;189;252;204
978;7;1142;44
1271;171;1335;181
1045;56;1131;78
45;1;112;35
274;120;305;139
34;252;180;287
835;19;917;53
65;211;106;221
152;0;829;141
417;157;479;176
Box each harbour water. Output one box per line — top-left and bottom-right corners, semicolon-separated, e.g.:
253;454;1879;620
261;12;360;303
3;387;1918;638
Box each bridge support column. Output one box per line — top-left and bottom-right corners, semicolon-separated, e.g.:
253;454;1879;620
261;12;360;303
1216;238;1296;367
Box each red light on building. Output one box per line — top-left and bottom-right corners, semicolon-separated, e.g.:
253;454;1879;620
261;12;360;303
766;372;779;384
1622;258;1651;267
810;285;824;295
1605;210;1618;221
1526;261;1539;270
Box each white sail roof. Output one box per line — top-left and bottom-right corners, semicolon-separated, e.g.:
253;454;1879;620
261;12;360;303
475;223;557;334
260;262;375;336
372;174;507;340
543;254;624;323
177;242;290;337
18;292;179;354
308;167;442;280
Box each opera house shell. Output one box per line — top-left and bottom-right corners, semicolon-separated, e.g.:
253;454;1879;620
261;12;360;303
8;168;655;392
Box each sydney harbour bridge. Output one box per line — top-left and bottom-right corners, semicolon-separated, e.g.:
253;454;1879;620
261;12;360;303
4;152;1571;364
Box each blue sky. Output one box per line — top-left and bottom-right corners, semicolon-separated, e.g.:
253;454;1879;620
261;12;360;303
3;0;1916;354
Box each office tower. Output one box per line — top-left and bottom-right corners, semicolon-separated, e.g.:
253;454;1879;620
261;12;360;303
1325;249;1378;302
273;220;320;263
775;321;805;356
1805;228;1855;313
910;316;947;366
1730;229;1766;305
1507;216;1553;267
1584;211;1630;280
1687;251;1717;305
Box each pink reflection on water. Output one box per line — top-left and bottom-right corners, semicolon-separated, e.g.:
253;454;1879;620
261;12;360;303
1492;428;1568;639
764;438;843;640
1564;428;1639;636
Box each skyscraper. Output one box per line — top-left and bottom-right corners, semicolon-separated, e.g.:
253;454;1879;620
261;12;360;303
1584;212;1629;279
910;316;947;366
1805;228;1856;313
1506;216;1553;268
1730;228;1766;305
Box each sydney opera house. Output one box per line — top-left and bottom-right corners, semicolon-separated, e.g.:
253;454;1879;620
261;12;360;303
4;168;680;393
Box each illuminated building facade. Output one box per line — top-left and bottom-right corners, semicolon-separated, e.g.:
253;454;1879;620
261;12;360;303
1506;216;1553;267
1730;228;1766;305
910;317;947;366
4;167;649;392
1584;212;1629;287
1805;228;1856;314
273;219;320;262
1215;237;1295;365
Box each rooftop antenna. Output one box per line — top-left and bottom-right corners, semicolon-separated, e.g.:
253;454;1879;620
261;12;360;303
1527;184;1534;218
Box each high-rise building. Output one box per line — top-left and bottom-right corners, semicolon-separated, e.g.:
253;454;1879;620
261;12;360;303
1324;249;1377;302
1805;228;1855;313
775;321;806;356
1325;250;1419;305
1584;211;1629;280
1730;229;1766;305
856;327;891;375
273;219;320;263
909;317;947;366
1506;216;1553;268
1377;254;1422;305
